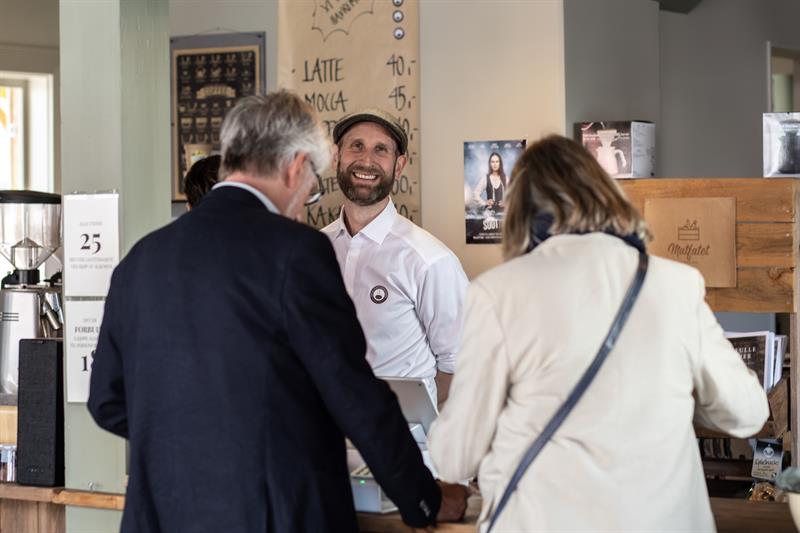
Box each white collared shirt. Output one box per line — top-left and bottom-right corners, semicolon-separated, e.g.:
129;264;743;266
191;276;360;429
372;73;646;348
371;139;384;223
322;200;468;396
212;181;279;213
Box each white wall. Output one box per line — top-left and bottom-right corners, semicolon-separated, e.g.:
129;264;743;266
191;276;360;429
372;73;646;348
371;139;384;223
0;0;59;48
168;0;278;218
0;0;60;193
169;0;278;91
564;0;660;154
420;0;566;279
659;0;800;176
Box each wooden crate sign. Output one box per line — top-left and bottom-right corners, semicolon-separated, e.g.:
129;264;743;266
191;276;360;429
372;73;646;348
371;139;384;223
644;197;736;287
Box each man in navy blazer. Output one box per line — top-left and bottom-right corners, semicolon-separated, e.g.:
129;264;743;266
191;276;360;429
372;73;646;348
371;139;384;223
88;91;465;532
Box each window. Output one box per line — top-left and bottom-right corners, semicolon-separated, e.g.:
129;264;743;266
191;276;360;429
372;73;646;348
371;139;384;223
0;71;55;192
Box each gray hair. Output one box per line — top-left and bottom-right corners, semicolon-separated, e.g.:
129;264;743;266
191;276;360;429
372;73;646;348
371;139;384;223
219;90;331;179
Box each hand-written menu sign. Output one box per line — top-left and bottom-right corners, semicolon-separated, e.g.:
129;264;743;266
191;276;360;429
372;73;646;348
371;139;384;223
65;299;105;403
644;197;736;287
63;194;120;297
278;0;421;229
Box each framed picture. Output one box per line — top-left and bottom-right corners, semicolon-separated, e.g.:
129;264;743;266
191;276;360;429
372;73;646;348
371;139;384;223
170;32;266;201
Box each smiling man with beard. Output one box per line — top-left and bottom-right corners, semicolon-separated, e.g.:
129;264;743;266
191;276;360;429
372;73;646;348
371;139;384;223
322;109;468;404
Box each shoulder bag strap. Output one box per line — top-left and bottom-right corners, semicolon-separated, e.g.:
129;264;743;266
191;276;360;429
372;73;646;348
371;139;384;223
486;252;649;532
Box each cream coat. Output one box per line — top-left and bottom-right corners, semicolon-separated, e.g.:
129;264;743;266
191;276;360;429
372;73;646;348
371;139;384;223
429;233;769;532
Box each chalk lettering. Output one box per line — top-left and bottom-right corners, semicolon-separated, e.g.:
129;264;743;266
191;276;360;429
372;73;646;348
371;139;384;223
396;203;414;222
329;0;361;26
307;204;342;227
322;119;338;137
302;57;344;83
305;91;349;113
323;176;340;194
391;174;412;195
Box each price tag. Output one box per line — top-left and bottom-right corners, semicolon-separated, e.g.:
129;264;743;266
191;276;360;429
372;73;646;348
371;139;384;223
63;194;120;297
65;299;105;403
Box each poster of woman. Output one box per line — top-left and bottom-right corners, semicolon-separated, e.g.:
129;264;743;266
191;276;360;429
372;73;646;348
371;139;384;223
464;139;526;244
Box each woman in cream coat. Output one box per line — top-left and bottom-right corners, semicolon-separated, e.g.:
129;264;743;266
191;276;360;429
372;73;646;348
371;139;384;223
428;135;769;532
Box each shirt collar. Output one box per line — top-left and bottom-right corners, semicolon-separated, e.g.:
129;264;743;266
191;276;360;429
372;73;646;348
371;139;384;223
358;199;397;244
212;181;279;214
334;199;397;245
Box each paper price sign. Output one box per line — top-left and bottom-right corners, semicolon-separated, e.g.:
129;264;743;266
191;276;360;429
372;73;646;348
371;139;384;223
63;194;120;297
65;299;105;403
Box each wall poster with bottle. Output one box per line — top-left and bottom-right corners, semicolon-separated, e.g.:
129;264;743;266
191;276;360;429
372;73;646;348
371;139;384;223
170;32;266;201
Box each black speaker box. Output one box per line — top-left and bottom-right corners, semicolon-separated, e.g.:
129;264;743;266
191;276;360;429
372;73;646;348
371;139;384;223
17;338;64;487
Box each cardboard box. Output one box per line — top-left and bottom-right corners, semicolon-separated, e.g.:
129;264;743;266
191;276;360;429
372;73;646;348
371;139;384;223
576;121;655;178
763;113;800;177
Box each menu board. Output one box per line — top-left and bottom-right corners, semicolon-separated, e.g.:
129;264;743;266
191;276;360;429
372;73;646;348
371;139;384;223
65;299;105;403
63;193;120;298
278;0;421;228
170;33;266;200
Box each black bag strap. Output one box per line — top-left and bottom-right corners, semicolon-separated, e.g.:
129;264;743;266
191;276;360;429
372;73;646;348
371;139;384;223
487;252;649;532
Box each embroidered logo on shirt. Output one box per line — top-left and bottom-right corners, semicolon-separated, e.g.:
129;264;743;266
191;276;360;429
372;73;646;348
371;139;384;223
370;285;388;304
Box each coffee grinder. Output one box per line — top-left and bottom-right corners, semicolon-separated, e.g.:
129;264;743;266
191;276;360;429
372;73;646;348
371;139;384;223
0;191;62;394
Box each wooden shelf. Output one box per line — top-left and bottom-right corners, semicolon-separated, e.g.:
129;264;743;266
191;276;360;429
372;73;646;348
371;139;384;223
52;489;124;510
696;376;789;440
620;178;799;313
619;178;800;467
0;483;58;503
0;483;123;510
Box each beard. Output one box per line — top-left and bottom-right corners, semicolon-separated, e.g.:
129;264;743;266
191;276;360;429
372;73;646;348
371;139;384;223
336;160;395;206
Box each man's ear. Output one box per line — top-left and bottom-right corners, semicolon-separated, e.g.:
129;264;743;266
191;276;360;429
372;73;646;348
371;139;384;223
331;144;340;171
285;153;307;189
394;154;408;177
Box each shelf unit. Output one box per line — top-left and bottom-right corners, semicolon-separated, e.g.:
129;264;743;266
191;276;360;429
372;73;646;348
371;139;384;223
619;178;799;464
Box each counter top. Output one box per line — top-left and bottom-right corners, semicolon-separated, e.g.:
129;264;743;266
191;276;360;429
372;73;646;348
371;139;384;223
0;484;792;531
356;497;797;533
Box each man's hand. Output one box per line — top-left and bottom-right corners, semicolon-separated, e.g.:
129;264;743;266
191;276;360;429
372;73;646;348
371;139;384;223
434;371;453;408
436;481;469;522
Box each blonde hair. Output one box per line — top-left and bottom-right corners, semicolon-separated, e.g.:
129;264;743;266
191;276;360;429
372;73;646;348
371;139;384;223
502;135;649;260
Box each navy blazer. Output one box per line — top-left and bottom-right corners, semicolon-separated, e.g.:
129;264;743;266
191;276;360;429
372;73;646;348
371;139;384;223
88;186;440;532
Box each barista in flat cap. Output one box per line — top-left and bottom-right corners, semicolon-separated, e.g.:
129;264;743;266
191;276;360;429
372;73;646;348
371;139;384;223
322;109;467;404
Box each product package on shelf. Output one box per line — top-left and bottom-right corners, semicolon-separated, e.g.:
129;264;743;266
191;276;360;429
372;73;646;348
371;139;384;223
699;437;755;460
576;121;655;178
763;113;800;177
725;331;779;392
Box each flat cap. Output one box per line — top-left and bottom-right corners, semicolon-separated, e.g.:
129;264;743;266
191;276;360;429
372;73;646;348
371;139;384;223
333;108;408;156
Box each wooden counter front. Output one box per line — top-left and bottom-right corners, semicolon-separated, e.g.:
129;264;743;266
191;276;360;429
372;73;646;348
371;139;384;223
357;497;798;533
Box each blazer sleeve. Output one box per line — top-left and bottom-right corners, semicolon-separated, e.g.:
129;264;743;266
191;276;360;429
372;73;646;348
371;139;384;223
690;270;769;437
281;230;441;528
87;265;129;439
428;280;511;482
